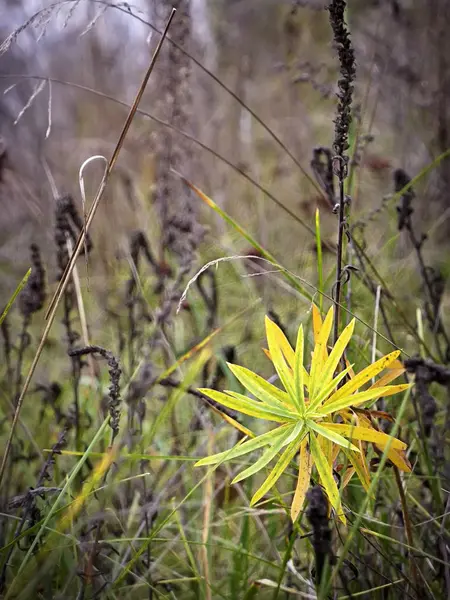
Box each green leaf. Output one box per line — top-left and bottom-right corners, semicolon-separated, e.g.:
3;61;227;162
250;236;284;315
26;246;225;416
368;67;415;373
0;268;31;327
232;422;303;484
250;433;305;506
195;425;290;467
309;431;345;524
306;420;360;453
199;388;294;423
227;363;294;411
293;325;306;415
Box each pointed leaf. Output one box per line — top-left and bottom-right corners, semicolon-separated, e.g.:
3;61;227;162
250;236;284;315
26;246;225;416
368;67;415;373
318;384;411;415
264;316;295;369
309;306;334;400
294;325;306;415
226;390;295;421
319;423;407;450
227;363;295;411
309;431;345;524
232;422;303;484
207;404;255;438
324;351;401;407
265;317;296;399
199;388;293;422
250;435;303;506
307;420;360;453
291;437;313;522
308;365;353;413
375;445;412;472
312;304;323;344
195;424;290;467
342;449;371;492
368;365;405;390
318;318;355;393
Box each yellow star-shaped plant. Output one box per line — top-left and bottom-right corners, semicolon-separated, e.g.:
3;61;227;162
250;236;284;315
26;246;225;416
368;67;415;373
195;305;411;523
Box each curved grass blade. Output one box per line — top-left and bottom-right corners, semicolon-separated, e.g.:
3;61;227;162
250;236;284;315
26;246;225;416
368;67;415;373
0;268;31;327
179;175;313;302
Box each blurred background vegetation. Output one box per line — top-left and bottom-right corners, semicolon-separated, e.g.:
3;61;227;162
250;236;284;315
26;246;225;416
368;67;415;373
1;0;450;598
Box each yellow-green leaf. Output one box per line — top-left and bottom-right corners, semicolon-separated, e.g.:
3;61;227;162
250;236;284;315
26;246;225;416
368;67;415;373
309;431;346;524
227;363;294;411
312;304;323;344
250;435;302;506
195;424;290;467
291;437;313;522
307;420;360;453
294;325;306;415
232;422;303;484
199;389;293;423
308;365;353;413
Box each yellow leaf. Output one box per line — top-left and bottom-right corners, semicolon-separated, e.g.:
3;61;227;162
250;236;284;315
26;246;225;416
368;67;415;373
199;388;294;422
309;431;346;524
294;325;306;415
321;423;407;450
316;318;355;398
342;449;371;492
320;384;411;415
312;304;323;344
207;403;255;438
324;351;401;406
376;445;412;472
264;316;295;369
369;367;405;390
227;363;295;410
309;306;334;399
265;316;296;399
291;438;313;522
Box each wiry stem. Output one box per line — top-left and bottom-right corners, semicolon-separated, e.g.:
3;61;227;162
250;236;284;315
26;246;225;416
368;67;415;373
328;0;355;344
